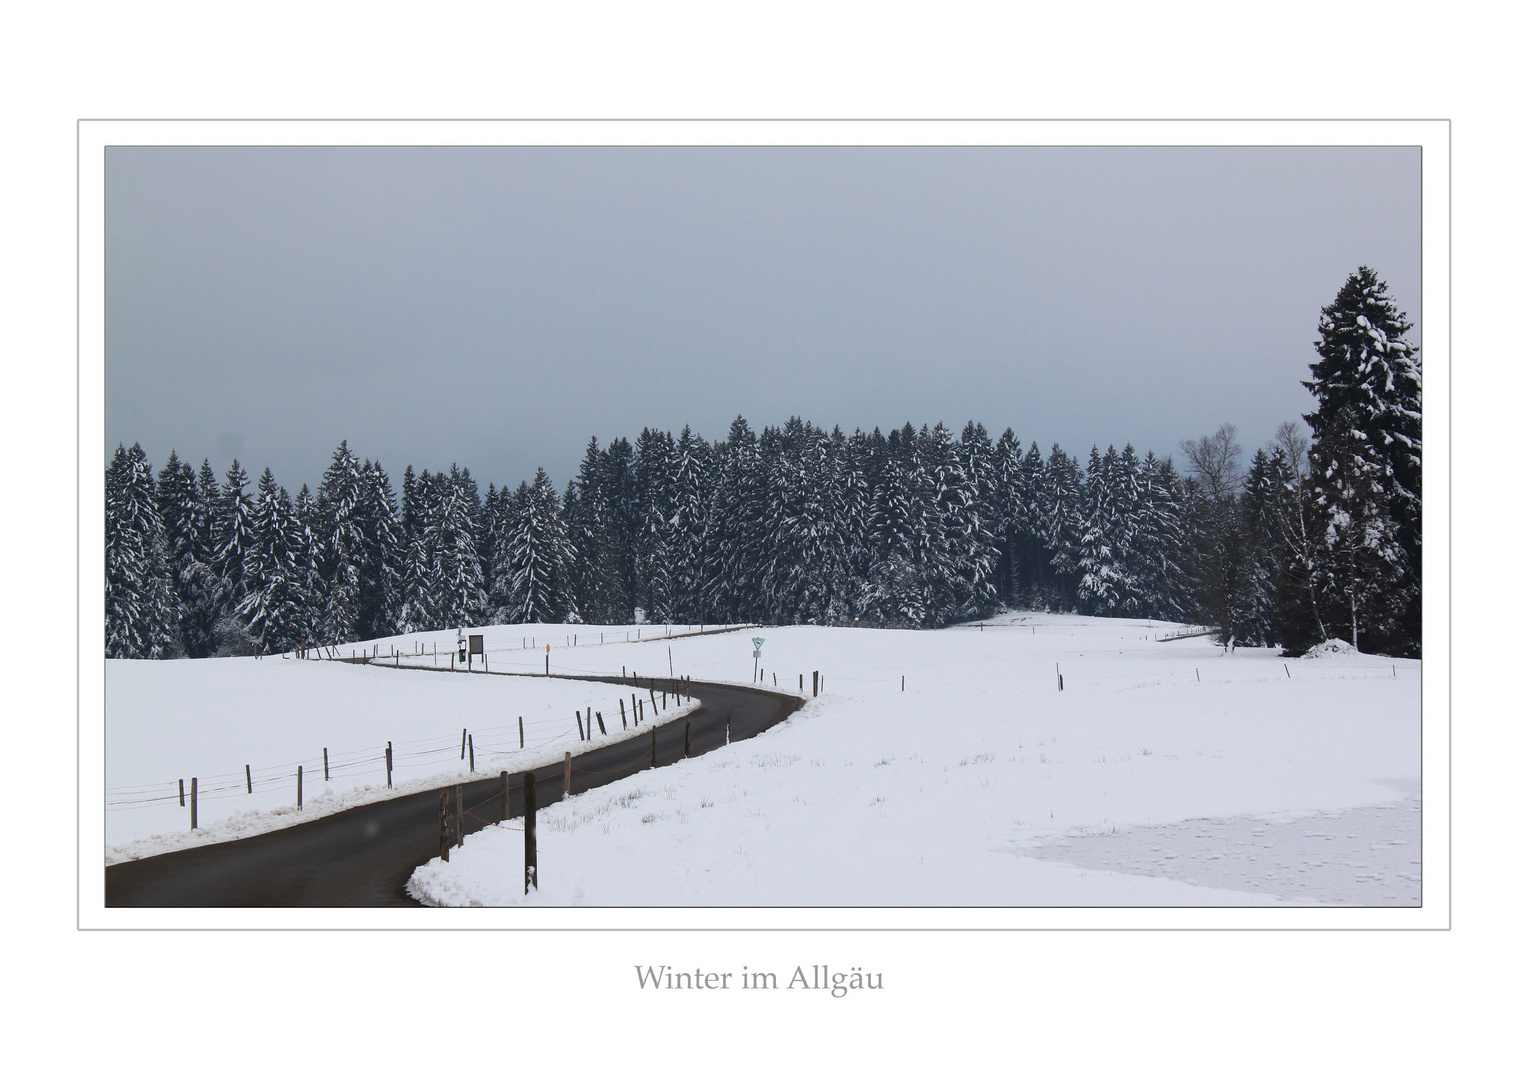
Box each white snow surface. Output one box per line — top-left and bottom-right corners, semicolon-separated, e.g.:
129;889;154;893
1304;638;1358;658
105;623;713;862
401;612;1420;907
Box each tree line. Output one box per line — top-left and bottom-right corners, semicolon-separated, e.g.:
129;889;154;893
106;267;1420;659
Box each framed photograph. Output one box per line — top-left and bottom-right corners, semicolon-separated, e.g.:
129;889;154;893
81;120;1447;931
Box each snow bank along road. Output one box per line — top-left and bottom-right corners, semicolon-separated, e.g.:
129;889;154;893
104;675;804;907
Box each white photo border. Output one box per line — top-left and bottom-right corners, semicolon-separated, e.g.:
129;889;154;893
78;117;1449;931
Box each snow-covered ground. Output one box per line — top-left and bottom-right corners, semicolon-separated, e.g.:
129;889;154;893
400;611;1420;906
105;648;700;862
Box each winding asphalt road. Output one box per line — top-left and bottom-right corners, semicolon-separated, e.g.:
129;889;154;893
104;674;804;907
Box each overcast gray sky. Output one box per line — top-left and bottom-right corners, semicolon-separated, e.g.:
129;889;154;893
105;145;1420;492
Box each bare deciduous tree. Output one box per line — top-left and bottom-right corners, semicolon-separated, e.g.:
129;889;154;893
1179;423;1244;499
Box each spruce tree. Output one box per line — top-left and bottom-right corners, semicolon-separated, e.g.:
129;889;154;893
699;416;765;623
496;469;574;623
157;451;218;657
105;444;181;658
633;427;677;622
1040;444;1083;610
235;469;312;653
1238;449;1282;647
211;458;258;646
316;441;364;645
988;428;1021;602
668;426;714;621
355;460;404;640
1075;446;1129;616
1265;423;1327;655
432;469;489;628
1304;267;1422;655
565;438;629;624
1134;452;1188;621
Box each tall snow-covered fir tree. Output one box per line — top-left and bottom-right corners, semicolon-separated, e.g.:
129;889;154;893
1075;446;1130;616
668;426;714;621
632;427;677;623
1040;444;1084;609
1133;451;1188;622
105;444;181;658
429;467;489;628
210;458;258;648
1304;267;1422;656
235;469;314;653
495;468;574;623
1264;423;1328;655
397;472;439;635
156;451;219;657
355;459;405;640
699;416;767;623
315;441;365;645
565;438;630;625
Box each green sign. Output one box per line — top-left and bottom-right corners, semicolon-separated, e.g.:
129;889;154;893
752;637;764;649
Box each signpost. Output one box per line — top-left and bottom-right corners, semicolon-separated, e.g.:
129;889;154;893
752;636;764;681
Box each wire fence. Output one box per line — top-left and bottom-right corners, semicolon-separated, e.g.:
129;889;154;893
106;678;698;814
309;623;758;668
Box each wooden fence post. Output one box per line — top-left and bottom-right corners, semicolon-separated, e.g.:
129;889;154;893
633;693;639;725
245;764;251;794
519;716;524;748
596;711;607;735
563;752;572;796
469;735;475;772
190;777;198;829
620;699;627;728
323;747;329;781
813;671;819;697
179;778;185;807
523;771;537;893
386;742;393;788
297;766;303;808
1057;663;1064;691
576;711;584;740
439;790;450;862
500;770;511;821
460;728;467;759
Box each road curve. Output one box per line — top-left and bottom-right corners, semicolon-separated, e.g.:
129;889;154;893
104;675;804;907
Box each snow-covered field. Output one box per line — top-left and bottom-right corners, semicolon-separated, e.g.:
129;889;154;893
105;645;700;862
400;612;1420;906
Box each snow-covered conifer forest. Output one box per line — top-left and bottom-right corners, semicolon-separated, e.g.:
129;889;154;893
105;268;1422;660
